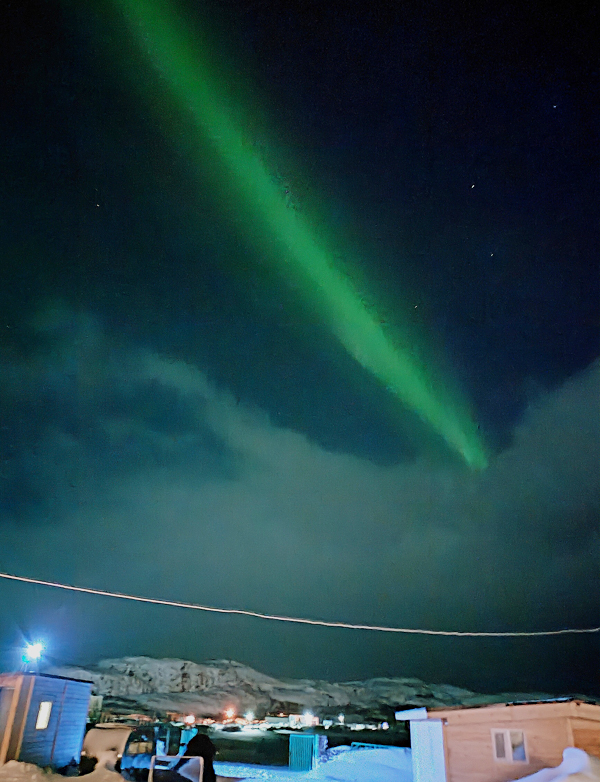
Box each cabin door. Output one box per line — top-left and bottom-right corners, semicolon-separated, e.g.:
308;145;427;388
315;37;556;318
411;718;447;782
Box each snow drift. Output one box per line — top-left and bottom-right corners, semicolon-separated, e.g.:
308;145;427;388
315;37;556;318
510;748;600;781
0;762;122;782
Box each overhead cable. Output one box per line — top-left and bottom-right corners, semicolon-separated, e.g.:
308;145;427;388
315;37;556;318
0;572;598;637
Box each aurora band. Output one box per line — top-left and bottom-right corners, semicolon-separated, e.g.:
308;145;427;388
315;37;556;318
108;0;488;469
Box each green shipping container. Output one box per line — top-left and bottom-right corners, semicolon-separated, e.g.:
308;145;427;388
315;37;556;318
289;733;320;771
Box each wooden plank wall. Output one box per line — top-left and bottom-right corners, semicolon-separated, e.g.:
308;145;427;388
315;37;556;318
18;677;65;767
5;677;34;763
570;718;600;759
50;680;91;768
444;717;570;782
18;677;91;769
0;678;24;764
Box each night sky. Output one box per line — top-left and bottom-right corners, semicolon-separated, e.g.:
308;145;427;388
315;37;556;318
0;0;598;696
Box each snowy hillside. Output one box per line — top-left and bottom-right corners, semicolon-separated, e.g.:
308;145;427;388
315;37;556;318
45;657;553;718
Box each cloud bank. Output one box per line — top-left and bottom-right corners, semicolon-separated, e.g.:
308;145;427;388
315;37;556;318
0;304;598;687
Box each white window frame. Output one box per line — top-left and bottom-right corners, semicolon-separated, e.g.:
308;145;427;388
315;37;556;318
35;701;53;730
491;728;528;763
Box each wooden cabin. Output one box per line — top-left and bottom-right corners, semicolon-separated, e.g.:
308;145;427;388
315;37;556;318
398;698;600;782
0;672;92;770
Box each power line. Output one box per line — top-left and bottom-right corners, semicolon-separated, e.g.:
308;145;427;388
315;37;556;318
1;571;598;637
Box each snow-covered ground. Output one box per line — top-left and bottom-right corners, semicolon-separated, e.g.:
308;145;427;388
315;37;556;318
215;746;413;782
0;747;412;782
1;746;598;782
0;764;119;782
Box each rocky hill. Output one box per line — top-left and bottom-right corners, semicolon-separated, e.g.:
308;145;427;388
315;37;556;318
45;657;554;719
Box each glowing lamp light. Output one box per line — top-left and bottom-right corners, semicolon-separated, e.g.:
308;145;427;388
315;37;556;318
183;714;196;725
23;643;44;663
224;707;235;720
244;711;255;722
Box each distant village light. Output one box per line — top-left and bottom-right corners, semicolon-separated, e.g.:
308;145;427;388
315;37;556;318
244;711;255;722
184;714;196;725
224;707;236;720
302;711;319;727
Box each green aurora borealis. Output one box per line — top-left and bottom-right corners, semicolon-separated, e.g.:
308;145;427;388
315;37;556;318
107;0;487;468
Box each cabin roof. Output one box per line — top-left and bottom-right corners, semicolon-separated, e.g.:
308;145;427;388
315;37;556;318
424;698;600;725
0;671;92;685
427;697;600;712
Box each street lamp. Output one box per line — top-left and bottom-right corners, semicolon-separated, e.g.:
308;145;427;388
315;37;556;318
22;642;44;671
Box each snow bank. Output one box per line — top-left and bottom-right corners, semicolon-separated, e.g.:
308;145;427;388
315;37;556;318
311;746;412;782
83;727;133;763
0;761;49;782
214;746;412;782
509;748;600;781
0;762;122;782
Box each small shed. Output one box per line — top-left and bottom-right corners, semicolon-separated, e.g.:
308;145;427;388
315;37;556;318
398;698;600;782
0;672;92;770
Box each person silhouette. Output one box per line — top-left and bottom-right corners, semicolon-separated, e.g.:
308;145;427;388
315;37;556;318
174;733;217;782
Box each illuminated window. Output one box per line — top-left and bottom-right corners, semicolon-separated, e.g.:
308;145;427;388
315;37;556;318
35;701;52;730
491;729;527;763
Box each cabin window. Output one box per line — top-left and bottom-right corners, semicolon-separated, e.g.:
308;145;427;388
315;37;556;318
35;701;53;730
491;729;527;763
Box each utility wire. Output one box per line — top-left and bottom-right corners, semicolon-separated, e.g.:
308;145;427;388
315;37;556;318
1;572;598;637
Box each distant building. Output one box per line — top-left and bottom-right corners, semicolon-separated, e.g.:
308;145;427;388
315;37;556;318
397;698;600;782
263;716;289;727
0;672;92;770
87;695;103;724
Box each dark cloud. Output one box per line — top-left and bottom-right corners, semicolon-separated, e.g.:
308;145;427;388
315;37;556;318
1;309;597;691
0;306;237;523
